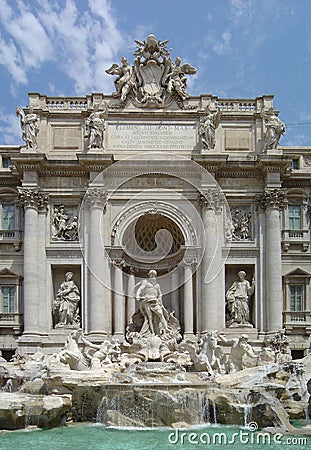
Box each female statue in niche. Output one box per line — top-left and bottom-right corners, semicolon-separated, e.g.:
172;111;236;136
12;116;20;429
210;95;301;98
225;271;255;328
53;272;80;328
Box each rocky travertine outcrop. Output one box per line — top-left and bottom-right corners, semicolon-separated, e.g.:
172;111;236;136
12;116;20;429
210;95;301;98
0;392;71;430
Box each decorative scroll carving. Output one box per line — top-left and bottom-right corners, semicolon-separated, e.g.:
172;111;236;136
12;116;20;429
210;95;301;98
51;205;79;241
85;104;107;150
84;188;108;209
16;107;40;149
256;188;287;210
105;33;196;108
226;207;252;241
18;188;49;211
199;107;221;150
199;189;224;212
261;107;286;151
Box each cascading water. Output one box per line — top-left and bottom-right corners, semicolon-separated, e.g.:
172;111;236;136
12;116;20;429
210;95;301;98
211;399;218;424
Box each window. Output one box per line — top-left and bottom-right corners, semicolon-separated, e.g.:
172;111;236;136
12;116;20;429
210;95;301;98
292;159;299;170
288;205;301;230
1;286;15;313
2;157;11;168
290;285;303;311
2;204;15;230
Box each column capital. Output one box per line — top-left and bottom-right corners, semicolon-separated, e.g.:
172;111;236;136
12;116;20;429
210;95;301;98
18;187;49;211
123;265;137;275
182;258;197;267
199;188;224;213
85;187;108;209
256;188;287;211
111;258;126;268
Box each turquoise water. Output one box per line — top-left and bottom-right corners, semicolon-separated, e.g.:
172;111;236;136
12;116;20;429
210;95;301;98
0;424;309;450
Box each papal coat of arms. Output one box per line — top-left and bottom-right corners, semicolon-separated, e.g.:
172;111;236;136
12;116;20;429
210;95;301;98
106;33;197;108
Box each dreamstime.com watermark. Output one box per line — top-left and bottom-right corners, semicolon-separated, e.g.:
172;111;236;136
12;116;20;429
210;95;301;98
167;422;309;446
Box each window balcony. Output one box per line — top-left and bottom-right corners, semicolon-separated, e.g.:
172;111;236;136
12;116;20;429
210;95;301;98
283;310;311;335
0;229;22;251
0;312;23;334
282;229;310;252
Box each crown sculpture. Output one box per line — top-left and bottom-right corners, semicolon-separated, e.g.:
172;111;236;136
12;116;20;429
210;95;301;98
106;33;197;108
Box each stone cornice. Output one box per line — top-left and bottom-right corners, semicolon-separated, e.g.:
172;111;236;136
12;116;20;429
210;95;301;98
258;155;291;174
192;154;228;173
12;154;115;178
77;154;114;172
12;154;46;174
218;168;262;179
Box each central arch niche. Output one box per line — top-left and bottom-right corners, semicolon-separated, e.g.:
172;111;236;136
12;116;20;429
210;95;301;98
110;199;203;335
122;212;185;275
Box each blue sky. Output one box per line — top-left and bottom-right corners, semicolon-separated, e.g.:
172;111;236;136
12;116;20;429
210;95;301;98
0;0;310;146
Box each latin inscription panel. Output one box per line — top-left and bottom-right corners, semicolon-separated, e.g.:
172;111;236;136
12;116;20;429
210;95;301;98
107;122;197;151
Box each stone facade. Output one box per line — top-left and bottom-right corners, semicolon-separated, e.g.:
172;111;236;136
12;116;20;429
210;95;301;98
0;34;310;357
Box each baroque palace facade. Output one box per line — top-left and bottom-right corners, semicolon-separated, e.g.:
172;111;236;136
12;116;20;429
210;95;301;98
0;34;310;358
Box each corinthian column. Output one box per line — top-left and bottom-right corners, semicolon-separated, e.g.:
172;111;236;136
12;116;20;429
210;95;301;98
85;188;112;335
257;189;287;333
127;267;136;323
200;190;225;332
18;188;49;335
183;259;195;339
112;259;125;338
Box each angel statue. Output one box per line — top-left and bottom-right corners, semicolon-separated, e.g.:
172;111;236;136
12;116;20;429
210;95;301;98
16;107;39;149
166;57;197;101
105;57;135;103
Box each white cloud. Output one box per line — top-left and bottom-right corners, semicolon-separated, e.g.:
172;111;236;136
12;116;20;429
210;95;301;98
229;0;253;24
0;35;26;84
0;0;53;85
0;110;22;145
212;31;231;55
0;0;127;94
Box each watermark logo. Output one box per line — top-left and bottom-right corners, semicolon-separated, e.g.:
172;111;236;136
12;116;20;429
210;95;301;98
168;422;309;446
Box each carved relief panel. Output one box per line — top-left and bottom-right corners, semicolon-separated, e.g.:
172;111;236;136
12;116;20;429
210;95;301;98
51;205;79;241
225;206;253;242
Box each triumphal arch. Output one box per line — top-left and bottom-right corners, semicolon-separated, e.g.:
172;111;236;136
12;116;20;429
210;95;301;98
0;34;310;358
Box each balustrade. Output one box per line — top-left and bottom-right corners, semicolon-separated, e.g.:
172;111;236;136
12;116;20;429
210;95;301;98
282;229;310;252
283;311;311;324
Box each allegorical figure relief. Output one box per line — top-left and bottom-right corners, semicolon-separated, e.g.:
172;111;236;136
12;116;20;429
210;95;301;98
261;107;286;151
52;205;78;241
53;272;80;328
228;207;252;241
226;271;255;328
16;107;39;149
85;106;107;149
199;108;221;150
